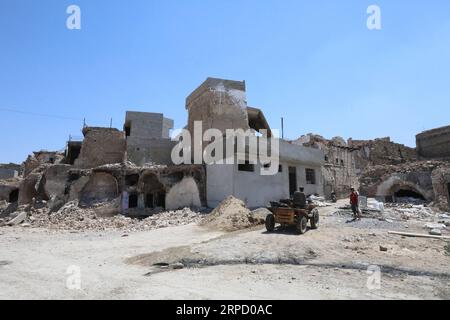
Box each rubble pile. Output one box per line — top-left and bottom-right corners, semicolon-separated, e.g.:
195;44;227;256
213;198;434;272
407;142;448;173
200;196;263;232
384;203;440;221
1;201;203;232
308;195;332;207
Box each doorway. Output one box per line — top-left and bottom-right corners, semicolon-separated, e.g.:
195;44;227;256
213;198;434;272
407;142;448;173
128;193;138;209
447;183;450;208
289;167;297;197
9;189;19;203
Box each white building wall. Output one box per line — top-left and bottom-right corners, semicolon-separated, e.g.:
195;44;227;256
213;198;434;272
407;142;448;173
207;162;323;208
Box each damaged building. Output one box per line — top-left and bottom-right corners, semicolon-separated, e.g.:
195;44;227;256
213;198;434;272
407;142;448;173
295;131;450;209
1;77;449;217
186;78;324;208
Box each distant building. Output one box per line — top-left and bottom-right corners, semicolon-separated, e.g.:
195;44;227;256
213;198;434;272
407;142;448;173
416;125;450;159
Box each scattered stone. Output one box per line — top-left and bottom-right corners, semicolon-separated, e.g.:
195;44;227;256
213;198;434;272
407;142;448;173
424;223;446;230
429;229;442;236
26;201;203;232
171;263;184;270
7;212;27;226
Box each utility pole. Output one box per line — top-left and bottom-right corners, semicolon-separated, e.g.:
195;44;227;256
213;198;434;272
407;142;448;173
281;117;284;140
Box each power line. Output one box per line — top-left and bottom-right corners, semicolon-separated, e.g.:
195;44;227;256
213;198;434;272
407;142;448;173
0;107;83;121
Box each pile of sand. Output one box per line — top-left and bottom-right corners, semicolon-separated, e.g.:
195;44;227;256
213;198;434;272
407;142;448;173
200;196;263;232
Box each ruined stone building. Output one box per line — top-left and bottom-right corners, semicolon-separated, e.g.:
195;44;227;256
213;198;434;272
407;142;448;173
295;131;450;210
416;125;450;160
0;163;21;180
1;77;449;213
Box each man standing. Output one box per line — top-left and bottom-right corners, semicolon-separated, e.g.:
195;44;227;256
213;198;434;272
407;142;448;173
293;187;307;209
350;187;361;220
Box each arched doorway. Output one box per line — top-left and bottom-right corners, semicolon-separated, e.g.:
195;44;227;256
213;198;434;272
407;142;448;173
79;173;119;206
390;184;427;204
140;173;166;209
9;189;19;203
394;189;426;200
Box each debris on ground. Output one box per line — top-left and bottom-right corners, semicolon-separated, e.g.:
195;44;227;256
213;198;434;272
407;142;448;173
249;208;271;224
7;211;27;226
308;195;332;207
200;196;262;232
5;200;204;232
445;244;450;256
366;198;385;212
429;229;442;236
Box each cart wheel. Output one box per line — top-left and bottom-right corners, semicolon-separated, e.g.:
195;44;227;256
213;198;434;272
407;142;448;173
265;214;275;232
296;216;308;234
310;208;320;229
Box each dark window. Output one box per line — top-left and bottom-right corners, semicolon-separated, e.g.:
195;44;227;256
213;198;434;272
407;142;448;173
9;189;19;203
238;161;255;172
145;194;154;208
325;156;329;162
125;174;139;186
156;192;166;208
306;169;316;185
289;167;297;197
340;159;344;166
447;183;450;207
128;193;138;208
335;158;339;165
263;163;283;173
125;125;131;137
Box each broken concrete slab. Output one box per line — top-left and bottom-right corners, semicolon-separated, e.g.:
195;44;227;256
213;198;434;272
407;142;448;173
7;211;27;226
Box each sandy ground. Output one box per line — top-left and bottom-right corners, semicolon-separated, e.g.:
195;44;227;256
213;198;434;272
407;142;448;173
1;201;449;300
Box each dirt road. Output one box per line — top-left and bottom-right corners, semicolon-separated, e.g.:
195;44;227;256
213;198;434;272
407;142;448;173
1;202;449;300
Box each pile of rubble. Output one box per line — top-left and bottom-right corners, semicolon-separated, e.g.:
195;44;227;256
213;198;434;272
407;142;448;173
200;196;265;232
0;200;204;232
308;195;332;207
380;202;448;223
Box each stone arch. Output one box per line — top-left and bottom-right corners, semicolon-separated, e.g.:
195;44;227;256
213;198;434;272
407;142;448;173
138;172;166;208
79;172;119;206
389;184;426;201
376;175;432;202
165;177;201;210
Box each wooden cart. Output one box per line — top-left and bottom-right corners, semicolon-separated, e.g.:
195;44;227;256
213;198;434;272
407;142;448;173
266;203;319;234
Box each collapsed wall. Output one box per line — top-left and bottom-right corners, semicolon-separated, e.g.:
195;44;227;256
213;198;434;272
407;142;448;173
359;161;450;209
294;134;419;200
75;127;126;169
23;151;64;177
186;78;250;140
416;125;450;159
10;161;207;216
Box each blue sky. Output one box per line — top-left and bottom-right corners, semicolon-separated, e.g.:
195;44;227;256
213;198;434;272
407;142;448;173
1;0;449;163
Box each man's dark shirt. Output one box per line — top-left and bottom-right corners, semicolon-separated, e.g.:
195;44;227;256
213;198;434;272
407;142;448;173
293;191;307;209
